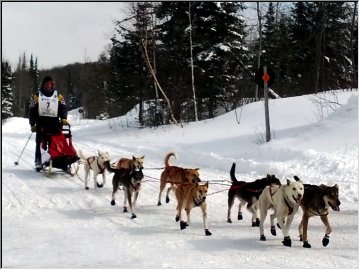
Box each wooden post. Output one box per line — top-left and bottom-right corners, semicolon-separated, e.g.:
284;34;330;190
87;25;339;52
263;65;271;142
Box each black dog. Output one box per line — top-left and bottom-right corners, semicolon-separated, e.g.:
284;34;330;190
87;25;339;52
299;183;340;248
227;162;281;226
105;161;144;219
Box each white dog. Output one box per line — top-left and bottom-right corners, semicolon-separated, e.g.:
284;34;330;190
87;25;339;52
78;149;111;190
257;176;304;247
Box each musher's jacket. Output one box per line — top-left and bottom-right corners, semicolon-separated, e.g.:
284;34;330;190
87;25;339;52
29;88;67;134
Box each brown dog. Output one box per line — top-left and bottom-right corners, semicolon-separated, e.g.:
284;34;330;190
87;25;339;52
157;152;200;206
116;155;144;171
174;182;212;236
299;183;340;248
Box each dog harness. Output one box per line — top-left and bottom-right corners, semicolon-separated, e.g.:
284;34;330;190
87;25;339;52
86;156;105;174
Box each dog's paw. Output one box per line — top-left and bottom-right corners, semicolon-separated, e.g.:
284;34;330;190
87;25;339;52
227;218;232;223
237;213;243;220
270;226;276;236
303;241;311;248
85;187;89;190
205;229;212;236
123;207;128;213
255;218;260;227
252;222;256;227
282;236;292;247
299;235;303;241
175;215;180;222
166;196;170;203
97;183;103;188
276;222;281;229
260;235;266;241
110;200;116;206
180;221;187;230
157;201;162;206
131;214;137;219
322;235;330;247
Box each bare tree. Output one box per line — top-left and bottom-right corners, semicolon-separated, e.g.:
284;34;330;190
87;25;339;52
256;2;263;100
140;29;178;125
188;2;198;121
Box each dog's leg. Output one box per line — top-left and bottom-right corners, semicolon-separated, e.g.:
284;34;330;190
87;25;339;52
110;177;118;206
320;214;331;247
157;178;166;206
270;209;277;236
84;166;90;190
280;213;294;247
165;185;172;203
258;201;268;241
300;213;311;248
200;203;212;236
123;188;128;212
93;172;98;189
133;191;139;208
238;201;244;221
102;172;106;187
247;199;259;227
126;188;136;219
227;193;235;223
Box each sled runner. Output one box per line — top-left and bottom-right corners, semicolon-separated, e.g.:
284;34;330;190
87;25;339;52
38;124;80;175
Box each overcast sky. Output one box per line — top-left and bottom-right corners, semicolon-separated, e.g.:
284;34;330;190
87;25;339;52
2;2;129;70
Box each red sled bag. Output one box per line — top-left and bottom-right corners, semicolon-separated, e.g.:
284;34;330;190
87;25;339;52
42;125;79;171
48;133;77;158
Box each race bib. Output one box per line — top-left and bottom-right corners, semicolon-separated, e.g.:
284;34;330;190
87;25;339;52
38;90;59;117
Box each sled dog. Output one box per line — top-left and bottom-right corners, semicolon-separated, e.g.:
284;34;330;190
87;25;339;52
174;182;212;236
299;183;340;248
227;162;281;225
157;152;200;206
258;176;304;247
78;149;111;190
115;155;145;171
105;161;144;219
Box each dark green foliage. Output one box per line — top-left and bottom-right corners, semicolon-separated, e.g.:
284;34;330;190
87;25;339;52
2;60;14;120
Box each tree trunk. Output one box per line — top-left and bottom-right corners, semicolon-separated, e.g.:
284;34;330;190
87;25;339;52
189;2;198;121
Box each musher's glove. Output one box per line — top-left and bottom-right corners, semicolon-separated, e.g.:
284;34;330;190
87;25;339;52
31;125;36;133
61;119;69;126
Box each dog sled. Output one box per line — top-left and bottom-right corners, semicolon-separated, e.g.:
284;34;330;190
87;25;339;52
38;124;80;175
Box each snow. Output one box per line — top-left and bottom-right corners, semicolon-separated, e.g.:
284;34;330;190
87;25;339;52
2;90;359;268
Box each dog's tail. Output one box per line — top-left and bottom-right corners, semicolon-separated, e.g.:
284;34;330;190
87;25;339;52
230;162;239;183
164;152;176;167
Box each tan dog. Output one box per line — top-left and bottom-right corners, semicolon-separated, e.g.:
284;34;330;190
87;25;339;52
116;156;144;171
157;152;200;206
174;182;212;236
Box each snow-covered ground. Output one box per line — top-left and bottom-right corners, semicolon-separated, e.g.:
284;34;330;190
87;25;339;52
2;90;358;268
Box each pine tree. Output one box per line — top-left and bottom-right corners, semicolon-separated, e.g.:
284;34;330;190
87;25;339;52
2;59;14;120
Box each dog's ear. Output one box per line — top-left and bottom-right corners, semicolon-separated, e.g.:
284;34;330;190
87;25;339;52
334;183;339;190
286;179;291;185
194;168;200;171
205;181;209;188
133;156;136;161
141;155;145;159
294;175;300;181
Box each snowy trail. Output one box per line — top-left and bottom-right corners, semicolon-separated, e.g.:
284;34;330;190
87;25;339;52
2;91;358;268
